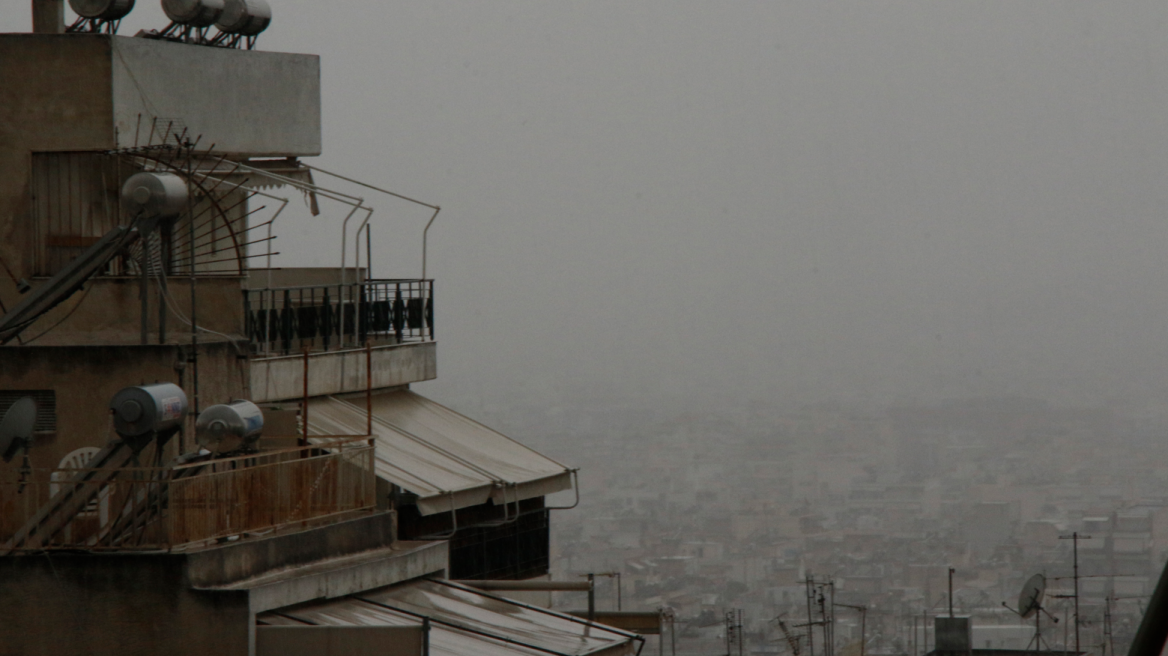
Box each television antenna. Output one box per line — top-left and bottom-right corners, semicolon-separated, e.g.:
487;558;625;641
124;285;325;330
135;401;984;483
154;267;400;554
1002;573;1058;652
772;614;803;656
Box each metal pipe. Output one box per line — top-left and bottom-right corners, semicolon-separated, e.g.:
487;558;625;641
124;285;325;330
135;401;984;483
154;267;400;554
658;609;663;656
140;227;149;345
338;203;365;347
266;198;289;289
353;206;374;289
301;349;309;447
366;340;372;436
303;164;439;210
588;573;595;622
421;206;441;280
301;163;442;283
670;611;676;656
949;567;955;618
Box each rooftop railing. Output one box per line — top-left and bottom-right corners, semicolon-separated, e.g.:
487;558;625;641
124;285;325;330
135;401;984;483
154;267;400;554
244;279;433;356
0;438;376;552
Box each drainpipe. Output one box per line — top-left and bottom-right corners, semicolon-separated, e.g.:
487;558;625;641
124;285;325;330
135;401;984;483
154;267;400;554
32;0;65;34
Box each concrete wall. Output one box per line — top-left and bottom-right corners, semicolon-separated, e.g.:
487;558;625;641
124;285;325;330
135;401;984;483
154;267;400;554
246;268;367;290
0;35;115;279
111;37;321;157
187;512;399;588
251;342;437;402
0;33;321;281
0;554;251;656
0;277;246;346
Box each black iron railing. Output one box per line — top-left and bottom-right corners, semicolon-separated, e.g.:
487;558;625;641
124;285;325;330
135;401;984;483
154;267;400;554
244;280;433;355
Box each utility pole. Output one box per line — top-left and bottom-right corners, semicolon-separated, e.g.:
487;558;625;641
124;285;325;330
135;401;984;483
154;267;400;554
923;608;929;655
1059;532;1091;654
725;609;744;656
948;567;955;618
912;614;918;656
805;575;816;656
828;580;835;656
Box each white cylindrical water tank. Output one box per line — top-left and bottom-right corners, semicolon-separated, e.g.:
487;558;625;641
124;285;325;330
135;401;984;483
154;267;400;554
196;400;264;452
110;384;188;439
121;172;188;220
162;0;225;27
69;0;135;20
215;0;270;35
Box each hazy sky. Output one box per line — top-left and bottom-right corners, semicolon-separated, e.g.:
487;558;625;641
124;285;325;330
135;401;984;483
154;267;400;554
8;2;1168;415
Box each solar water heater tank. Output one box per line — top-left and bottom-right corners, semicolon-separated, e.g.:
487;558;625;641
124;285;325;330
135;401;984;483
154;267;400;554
195;400;264;452
216;0;270;35
162;0;225;27
110;383;187;440
69;0;135;20
120;172;188;220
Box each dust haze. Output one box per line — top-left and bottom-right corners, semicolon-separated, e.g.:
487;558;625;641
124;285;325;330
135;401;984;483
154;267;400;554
9;1;1168;651
10;2;1167;419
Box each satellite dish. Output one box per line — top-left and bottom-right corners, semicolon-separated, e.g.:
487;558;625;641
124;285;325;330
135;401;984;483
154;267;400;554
0;397;38;463
1018;573;1046;619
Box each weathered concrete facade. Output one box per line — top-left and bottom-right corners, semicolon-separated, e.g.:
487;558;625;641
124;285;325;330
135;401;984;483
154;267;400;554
251;342;437;402
0;554;252;656
0;277;246;345
0;512;447;656
0;33;320;281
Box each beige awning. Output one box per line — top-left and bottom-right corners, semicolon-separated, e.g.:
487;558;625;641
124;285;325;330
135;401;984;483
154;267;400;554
258;579;638;656
308;391;574;515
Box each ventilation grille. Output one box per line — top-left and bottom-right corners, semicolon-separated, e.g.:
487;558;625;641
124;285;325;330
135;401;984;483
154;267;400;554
0;390;57;434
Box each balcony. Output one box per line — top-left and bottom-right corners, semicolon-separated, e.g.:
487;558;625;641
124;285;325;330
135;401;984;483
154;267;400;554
244;279;437;401
0;438;376;552
244;279;433;355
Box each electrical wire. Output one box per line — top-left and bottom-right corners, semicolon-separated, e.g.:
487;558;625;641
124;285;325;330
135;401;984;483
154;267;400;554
154;270;241;347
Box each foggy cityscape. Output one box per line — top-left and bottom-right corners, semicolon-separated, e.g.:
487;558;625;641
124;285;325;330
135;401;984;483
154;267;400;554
4;2;1168;655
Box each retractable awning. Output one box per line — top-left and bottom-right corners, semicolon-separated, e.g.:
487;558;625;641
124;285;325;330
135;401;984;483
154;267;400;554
258;579;638;656
307;391;574;516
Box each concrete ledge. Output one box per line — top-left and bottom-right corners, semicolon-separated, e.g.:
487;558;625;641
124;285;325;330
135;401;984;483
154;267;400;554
250;342;437;402
206;540;448;613
185;511;398;589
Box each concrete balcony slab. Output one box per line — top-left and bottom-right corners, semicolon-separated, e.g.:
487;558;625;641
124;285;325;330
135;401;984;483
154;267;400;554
250;342;436;402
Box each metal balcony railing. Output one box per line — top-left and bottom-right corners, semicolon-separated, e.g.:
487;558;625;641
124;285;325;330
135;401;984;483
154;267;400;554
0;438;376;551
244;279;433;356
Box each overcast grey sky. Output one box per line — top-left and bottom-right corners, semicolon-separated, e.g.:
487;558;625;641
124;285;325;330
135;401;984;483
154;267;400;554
8;2;1168;415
